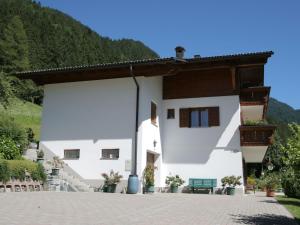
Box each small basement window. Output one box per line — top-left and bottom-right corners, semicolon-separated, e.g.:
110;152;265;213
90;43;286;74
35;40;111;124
167;109;175;119
101;149;119;160
64;149;80;159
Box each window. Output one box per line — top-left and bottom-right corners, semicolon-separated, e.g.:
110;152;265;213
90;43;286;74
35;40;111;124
64;149;80;159
101;149;119;160
179;107;220;128
190;109;209;127
167;109;175;119
151;101;157;125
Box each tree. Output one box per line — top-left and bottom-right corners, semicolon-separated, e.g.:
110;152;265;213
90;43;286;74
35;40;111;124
0;72;13;107
0;136;22;160
0;16;30;73
280;123;300;198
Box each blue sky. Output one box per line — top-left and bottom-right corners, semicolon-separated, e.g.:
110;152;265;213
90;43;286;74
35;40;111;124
39;0;300;109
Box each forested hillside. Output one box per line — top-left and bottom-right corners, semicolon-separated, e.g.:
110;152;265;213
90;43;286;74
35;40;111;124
0;0;158;72
267;98;300;124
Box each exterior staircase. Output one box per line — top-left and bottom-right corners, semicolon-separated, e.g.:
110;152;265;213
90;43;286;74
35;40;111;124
24;146;94;192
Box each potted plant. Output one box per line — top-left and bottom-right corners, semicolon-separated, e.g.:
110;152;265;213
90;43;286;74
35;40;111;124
245;176;256;194
165;175;185;193
51;156;64;176
221;175;242;195
143;165;155;193
101;170;123;193
263;173;280;197
36;150;44;164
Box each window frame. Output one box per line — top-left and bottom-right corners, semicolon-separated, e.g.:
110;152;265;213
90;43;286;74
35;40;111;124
190;108;209;128
64;149;80;160
101;148;120;160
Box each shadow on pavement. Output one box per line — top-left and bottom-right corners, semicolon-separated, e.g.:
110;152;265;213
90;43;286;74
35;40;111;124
231;213;298;225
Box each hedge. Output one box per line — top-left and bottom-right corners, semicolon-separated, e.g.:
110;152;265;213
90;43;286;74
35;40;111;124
0;159;46;182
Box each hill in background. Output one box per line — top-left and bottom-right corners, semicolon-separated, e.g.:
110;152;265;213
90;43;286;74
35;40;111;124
267;98;300;124
0;0;158;72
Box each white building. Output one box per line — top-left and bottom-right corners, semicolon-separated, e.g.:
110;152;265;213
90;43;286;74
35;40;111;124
19;48;275;193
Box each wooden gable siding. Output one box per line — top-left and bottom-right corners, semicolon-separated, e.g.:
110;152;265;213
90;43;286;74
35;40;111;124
237;66;264;88
163;68;236;99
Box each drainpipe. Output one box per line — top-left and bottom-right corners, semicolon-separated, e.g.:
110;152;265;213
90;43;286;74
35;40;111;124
127;65;139;194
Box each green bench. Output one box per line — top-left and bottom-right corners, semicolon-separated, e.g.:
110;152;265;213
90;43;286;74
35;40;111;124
189;178;217;194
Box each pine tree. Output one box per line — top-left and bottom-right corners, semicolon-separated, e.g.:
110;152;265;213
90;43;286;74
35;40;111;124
0;16;30;73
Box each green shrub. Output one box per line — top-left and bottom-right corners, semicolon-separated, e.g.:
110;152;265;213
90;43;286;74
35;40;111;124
221;175;242;188
0;114;28;150
0;160;10;183
0;136;22;160
7;159;46;181
165;175;185;187
281;169;300;198
31;163;46;182
263;172;281;191
143;165;155;187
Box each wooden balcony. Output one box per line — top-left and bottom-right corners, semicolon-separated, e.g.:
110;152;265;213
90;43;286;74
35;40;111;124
240;87;270;121
239;125;276;146
240;86;270;105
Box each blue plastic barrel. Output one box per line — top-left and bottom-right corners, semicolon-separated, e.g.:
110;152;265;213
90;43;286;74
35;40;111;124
127;175;139;194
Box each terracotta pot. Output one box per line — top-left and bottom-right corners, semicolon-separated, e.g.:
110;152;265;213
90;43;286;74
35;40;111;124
266;189;275;197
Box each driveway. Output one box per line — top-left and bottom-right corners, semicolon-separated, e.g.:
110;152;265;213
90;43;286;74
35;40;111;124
0;192;296;225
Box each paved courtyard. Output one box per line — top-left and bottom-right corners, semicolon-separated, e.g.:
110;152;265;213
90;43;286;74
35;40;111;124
0;192;296;225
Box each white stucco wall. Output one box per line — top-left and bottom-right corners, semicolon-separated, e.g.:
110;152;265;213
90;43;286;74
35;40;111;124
40;76;244;189
162;96;244;187
137;77;164;187
40;78;137;179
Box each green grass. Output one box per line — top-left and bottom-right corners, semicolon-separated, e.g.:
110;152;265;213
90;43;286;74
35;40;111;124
0;98;42;140
276;196;300;224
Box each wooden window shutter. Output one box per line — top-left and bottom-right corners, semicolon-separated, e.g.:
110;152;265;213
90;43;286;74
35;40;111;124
208;107;220;126
151;102;157;125
179;108;190;127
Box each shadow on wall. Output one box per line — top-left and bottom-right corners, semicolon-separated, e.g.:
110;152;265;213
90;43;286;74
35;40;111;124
164;107;241;164
231;214;298;225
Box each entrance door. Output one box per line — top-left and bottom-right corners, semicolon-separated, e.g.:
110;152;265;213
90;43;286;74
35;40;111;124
147;152;155;167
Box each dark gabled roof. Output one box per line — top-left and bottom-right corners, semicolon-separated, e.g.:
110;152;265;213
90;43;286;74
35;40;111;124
17;51;273;85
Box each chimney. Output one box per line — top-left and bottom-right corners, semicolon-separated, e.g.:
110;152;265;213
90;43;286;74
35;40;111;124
175;46;185;59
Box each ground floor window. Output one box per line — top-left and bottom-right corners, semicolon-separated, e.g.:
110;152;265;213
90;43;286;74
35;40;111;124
101;149;119;160
64;149;80;159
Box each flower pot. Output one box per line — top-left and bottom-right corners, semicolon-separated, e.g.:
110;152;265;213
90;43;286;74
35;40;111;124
36;158;44;164
145;185;155;193
226;187;236;195
266;189;275;197
170;185;178;193
102;185;108;192
107;184;117;193
51;168;59;176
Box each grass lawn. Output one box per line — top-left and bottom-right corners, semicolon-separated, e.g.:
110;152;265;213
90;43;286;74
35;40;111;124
276;196;300;224
0;98;42;140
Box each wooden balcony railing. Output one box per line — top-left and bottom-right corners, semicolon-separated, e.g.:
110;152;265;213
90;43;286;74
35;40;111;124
240;125;276;146
240;87;270;105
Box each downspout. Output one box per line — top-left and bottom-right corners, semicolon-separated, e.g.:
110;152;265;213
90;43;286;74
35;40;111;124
130;64;139;176
127;65;139;193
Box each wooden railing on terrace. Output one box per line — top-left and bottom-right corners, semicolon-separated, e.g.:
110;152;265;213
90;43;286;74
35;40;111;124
239;125;276;146
240;87;270;105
